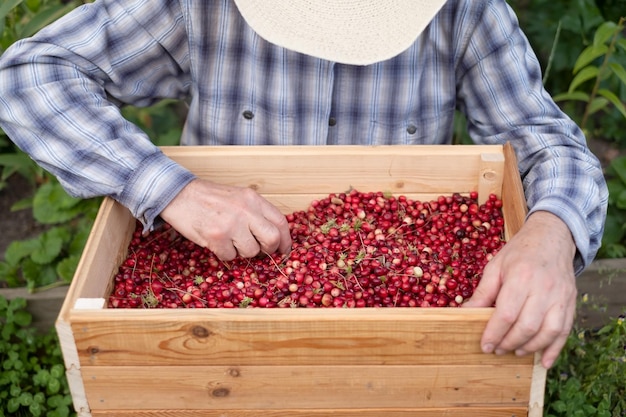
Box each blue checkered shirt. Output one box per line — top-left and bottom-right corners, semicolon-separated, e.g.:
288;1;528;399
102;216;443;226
0;0;608;271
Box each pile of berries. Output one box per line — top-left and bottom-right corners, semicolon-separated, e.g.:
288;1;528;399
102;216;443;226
108;189;505;309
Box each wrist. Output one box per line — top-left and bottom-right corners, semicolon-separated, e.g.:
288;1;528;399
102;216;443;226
526;211;577;258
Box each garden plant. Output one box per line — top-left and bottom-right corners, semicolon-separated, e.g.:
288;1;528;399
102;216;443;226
1;0;625;416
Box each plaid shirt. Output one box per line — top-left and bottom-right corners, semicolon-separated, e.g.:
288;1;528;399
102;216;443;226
0;0;608;271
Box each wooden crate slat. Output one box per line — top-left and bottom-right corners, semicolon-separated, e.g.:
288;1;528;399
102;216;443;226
163;145;503;195
90;407;530;417
502;143;527;240
82;365;532;410
69;308;532;367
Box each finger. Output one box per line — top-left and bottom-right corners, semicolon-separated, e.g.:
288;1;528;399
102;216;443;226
260;203;292;254
462;262;501;308
478;278;529;354
249;219;284;255
208;237;238;261
539;330;569;369
515;295;576;368
232;234;262;259
493;296;549;355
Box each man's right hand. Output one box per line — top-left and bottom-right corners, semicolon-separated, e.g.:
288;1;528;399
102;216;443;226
159;179;292;260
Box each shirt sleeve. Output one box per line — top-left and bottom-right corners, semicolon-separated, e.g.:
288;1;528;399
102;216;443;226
0;0;195;230
454;0;609;273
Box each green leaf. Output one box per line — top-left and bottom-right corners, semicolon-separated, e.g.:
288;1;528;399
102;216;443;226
12;310;32;327
587;97;609;116
30;232;63;264
597;89;626;119
593;21;618;47
618;38;626;53
18;391;33;406
29;401;43;417
7;397;20;413
8;296;27;312
33;181;83;224
0;0;23;22
9;195;34;213
609;63;626;88
4;238;40;266
47;377;61;394
600;212;625;245
21;261;58;290
569;66;599;93
552;91;590;102
0;262;21;287
50;363;65;379
56;255;79;283
18;3;77;38
0;152;38;184
573;44;608;74
607;161;626;184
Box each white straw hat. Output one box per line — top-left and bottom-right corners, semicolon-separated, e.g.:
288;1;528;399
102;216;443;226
233;0;449;65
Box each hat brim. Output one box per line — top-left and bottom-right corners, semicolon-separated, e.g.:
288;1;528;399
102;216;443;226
234;0;448;65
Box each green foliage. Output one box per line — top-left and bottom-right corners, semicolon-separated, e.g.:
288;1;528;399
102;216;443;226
552;17;626;133
509;0;626;145
0;295;75;417
545;303;626;417
0;178;101;291
509;0;610;94
599;155;626;258
0;0;87;54
0;0;185;291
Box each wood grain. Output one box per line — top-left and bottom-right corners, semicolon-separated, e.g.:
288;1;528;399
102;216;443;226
82;364;531;410
53;144;539;417
90;407;530;417
68;308;533;367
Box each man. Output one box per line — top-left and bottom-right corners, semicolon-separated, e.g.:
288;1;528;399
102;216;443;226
0;0;608;369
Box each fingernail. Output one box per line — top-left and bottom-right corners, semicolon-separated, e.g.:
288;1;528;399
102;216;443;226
482;343;494;354
494;348;507;356
515;349;527;356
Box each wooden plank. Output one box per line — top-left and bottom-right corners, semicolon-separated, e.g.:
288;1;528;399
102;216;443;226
68;308;533;367
528;353;547;417
163;145;503;195
501;143;527;240
478;152;505;204
500;144;545;416
576;258;626;328
82;365;532;410
90;407;530;417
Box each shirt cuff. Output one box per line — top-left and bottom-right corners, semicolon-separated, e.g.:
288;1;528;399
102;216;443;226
118;150;196;232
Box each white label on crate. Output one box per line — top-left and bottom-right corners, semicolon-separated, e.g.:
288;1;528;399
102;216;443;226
74;298;106;309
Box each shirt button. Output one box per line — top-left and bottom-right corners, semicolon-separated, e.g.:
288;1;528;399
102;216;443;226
242;110;254;120
328;117;337;126
407;125;417;134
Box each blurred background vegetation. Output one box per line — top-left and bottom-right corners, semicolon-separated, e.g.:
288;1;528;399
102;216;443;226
0;1;625;416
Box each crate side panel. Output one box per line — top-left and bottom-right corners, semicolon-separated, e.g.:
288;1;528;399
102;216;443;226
69;309;532;367
502;143;527;239
91;408;530;417
58;198;135;318
82;364;532;410
163;145;503;196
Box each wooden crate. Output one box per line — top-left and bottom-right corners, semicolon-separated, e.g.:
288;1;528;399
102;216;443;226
56;144;546;417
